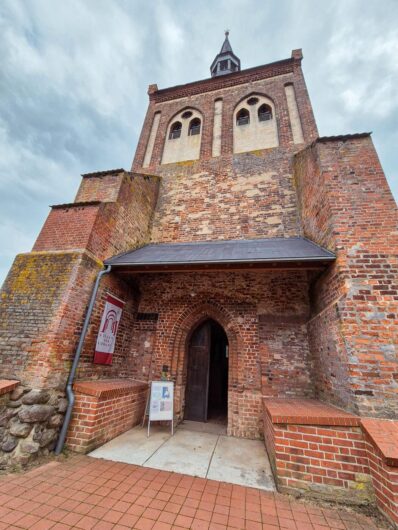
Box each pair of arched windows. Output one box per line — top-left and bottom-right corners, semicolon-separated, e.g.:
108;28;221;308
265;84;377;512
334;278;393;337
236;104;272;126
169;118;201;140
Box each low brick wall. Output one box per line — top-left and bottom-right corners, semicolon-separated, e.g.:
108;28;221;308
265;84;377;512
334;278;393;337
263;399;398;528
66;379;148;453
263;399;373;504
0;380;19;396
362;419;398;527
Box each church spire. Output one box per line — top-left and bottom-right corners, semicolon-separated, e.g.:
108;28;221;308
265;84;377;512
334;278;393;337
210;31;241;77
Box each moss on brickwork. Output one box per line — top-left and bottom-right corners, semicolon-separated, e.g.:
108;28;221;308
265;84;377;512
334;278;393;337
174;160;195;166
3;252;79;297
0;251;101;387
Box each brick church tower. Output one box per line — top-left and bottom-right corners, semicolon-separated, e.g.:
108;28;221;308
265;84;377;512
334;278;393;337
1;34;397;522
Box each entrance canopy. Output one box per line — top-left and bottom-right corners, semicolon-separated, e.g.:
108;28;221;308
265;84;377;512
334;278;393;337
105;237;335;272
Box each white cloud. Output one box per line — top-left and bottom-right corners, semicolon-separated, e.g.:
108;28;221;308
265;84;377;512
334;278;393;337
0;0;397;287
326;23;398;119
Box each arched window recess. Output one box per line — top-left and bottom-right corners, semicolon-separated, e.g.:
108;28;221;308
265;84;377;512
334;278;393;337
236;108;250;126
169;121;182;139
258;104;272;122
188;118;201;136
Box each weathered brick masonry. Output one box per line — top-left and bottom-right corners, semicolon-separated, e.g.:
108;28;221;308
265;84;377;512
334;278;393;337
129;271;313;438
0;171;158;466
295;136;398;417
0;38;397;523
263;399;398;526
67;380;147;453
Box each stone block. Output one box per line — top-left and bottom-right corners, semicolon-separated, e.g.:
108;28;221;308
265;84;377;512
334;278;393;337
9;418;32;438
20;440;40;454
10;387;29;401
18;405;54;423
58;398;68;413
48;414;63;428
1;435;17;453
22;390;50;405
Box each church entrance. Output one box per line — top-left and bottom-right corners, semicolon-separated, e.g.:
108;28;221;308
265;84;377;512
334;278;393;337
184;319;228;424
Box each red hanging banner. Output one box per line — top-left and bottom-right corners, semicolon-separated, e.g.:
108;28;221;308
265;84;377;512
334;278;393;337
93;294;125;365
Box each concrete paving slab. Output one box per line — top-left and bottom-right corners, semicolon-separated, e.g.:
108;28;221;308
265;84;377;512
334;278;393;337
144;429;218;476
207;435;275;490
89;423;276;490
89;425;170;465
178;420;227;435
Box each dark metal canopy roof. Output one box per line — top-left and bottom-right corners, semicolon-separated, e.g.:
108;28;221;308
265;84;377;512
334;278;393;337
105;237;335;273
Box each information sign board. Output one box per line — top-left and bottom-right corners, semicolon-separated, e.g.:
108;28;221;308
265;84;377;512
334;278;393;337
147;381;174;436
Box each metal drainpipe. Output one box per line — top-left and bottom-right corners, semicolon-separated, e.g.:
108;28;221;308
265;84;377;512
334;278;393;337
55;265;112;455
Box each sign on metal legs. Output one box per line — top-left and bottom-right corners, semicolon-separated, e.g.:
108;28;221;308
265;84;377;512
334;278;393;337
147;381;174;437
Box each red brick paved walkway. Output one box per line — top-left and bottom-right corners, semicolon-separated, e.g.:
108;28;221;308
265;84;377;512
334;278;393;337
0;455;390;529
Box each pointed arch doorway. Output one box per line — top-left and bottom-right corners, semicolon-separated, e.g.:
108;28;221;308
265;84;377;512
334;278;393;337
184;319;229;423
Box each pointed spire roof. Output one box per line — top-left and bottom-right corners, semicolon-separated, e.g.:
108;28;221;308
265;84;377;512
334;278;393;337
210;31;241;78
220;31;233;54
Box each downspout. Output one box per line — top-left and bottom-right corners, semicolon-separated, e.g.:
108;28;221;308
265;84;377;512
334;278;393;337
55;264;112;455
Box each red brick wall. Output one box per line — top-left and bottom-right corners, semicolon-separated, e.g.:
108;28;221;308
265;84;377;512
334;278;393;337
295;136;398;417
133;56;318;171
66;380;148;453
147;151;302;244
0;251;100;387
262;401;374;504
259;315;313;398
265;420;373;504
129;271;313;438
263;400;398;525
130;56;318;246
33;203;100;253
0;169;160;389
1;251;136;390
34;172;160;261
364;433;398;526
75;171;124;202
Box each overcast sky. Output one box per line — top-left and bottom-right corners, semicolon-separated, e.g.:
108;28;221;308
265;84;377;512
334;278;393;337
0;0;397;285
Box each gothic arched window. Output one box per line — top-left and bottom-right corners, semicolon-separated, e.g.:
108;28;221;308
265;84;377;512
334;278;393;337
236;108;250;126
258;104;272;122
169;121;182;139
188;118;201;136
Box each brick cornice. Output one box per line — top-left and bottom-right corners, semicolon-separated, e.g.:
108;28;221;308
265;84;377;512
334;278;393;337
0;380;19;396
150;57;298;103
73;379;148;399
263;398;360;426
81;168;125;178
51;201;102;209
361;418;398;467
316;132;372;144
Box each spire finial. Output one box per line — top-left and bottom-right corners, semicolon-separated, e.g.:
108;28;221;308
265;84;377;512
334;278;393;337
225;29;230;37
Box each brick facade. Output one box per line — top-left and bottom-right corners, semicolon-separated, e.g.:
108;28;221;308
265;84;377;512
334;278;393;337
128;271;312;438
0;42;397;523
0;170;158;467
295;136;398;417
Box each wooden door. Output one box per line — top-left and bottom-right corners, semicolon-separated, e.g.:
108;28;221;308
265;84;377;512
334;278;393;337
185;321;211;421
